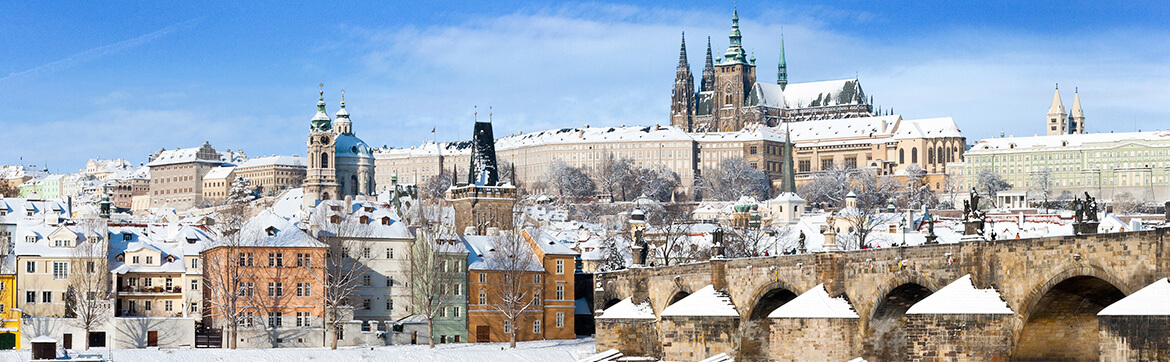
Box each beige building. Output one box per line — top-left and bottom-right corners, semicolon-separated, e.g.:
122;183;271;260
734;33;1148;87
147;142;225;210
201;167;235;203
81;159;132;178
234;155;307;197
109;224;212;319
12;206;105;317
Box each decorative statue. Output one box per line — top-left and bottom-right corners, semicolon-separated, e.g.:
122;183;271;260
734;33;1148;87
1085;192;1100;221
798;231;806;252
963;199;972;221
1074;196;1084;223
969;188;981;211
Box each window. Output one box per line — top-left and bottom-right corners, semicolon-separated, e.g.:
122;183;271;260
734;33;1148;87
146;256;153;265
749;146;757;155
190;303;198;313
129;300;136;313
25;236;35;243
534;291;541;305
362;247;370;259
86;261;95;274
301;283;310;296
386;277;393;287
479;291;487;305
556;260;564;274
165;278;173;290
556;285;564;300
362;275;371;286
132;256;140;264
269;253;283;267
845;157;857;169
268;282;283;297
899;149;905;164
52;262;68;280
26;291;35;303
534;274;541;283
386;301;392;311
296;253;310;267
798;160;811;172
268;312;283;328
386;248;394;259
821;158;834;170
191;279;199;291
165;300;173;311
40;291;52;304
503;320;511;334
296;312;306;327
533;320;541;334
911;147;918;164
144;277;153;287
296;282;305;297
26;261;35;273
479;273;486;283
556;312;564;328
363;299;371;310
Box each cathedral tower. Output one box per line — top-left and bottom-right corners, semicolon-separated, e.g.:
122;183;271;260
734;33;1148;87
701;36;715;92
1046;85;1068;136
303;87;340;209
670;33;696;132
1069;88;1085;134
777;32;788;90
713;8;756;131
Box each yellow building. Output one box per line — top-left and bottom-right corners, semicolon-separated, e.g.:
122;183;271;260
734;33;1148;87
0;271;19;350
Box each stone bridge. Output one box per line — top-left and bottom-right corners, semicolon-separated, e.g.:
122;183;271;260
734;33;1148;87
594;228;1170;361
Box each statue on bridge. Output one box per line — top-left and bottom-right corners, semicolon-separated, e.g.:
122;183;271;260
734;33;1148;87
963;188;988;236
1073;192;1101;235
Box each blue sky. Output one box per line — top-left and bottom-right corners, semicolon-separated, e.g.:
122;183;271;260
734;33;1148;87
2;1;1169;172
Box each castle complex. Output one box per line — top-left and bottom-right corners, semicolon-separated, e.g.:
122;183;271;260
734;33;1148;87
669;9;874;133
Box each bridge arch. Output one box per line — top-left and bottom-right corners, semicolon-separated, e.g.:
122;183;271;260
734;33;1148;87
738;280;801;362
744;280;801;320
862;273;941;361
1011;265;1131;361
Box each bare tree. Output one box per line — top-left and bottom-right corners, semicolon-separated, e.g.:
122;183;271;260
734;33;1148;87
410;199;462;348
420;169;453;202
310;204;376;350
1028;169;1054;213
698;158;769;201
548;161;595;198
484;227;541;348
0;183;16;198
645;204;698;266
940;172;964;209
798;167;853;208
593;155;636;201
836;207;899;250
636;163;680;202
67;217;111;350
596;233;631;272
898;165;937;209
976;169;1012;206
202;177;253;349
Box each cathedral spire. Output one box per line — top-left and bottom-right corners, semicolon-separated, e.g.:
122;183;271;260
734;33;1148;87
701;36;715;92
677;32;689;70
1046;84;1068;136
777;31;788;90
1048;85;1066;115
1070;88;1085;134
670;32;696;132
723;7;747;64
782;122;796;193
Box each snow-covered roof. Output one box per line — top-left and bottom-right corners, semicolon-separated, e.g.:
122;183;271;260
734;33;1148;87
271;188;305;220
237;155;306;169
768;284;859;318
906;275;1013;315
785;115;900;143
203;166;235;180
146;146;223;167
310;200;413;239
969;130;1170;154
108;226;188;274
495;125;693;150
462;234;545;272
527;229;580;256
1098;278;1170;316
225;210;325;248
782;78;865;108
893;117;963;140
747;82;786;108
660;285;739;318
693;123;787;143
597;297;655;320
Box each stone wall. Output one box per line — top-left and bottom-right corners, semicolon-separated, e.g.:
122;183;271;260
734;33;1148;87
905;314;1013;360
767;318;858;362
1099;315;1170;361
659;316;739;362
595;319;660;358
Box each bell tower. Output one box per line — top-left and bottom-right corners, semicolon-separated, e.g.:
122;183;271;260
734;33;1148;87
713;8;756;131
303;84;340;210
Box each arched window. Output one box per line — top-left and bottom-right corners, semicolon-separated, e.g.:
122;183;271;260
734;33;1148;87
911;148;918;164
320;152;329;169
899;149;905;164
928;148;935;164
937;147;944;163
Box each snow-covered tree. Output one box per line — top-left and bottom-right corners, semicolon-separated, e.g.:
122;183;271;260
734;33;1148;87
798;167;853;208
67;217;111;350
410;199;462;349
596;233;630;272
1028;169;1055;213
420;169;453;202
593;155;636;201
976;169;1012;206
485;228;541;349
898;165;937;209
636;164;680;202
699;158;769;201
547;161;596;198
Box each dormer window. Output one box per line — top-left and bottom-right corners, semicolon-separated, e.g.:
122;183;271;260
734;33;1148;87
265;226;277;237
329;205;340;212
123;232;133;241
116;254;124;262
26;211;33;217
363;206;373;213
381;217;391;226
329;215;340;224
87;236;99;243
166;255;176;263
132;256;140;264
187;238;197;244
54;239;69;247
359;216;369;225
26;236;35;243
146;256;153;265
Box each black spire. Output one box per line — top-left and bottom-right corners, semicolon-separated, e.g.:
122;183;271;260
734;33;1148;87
677;32;689;70
701;36;715;92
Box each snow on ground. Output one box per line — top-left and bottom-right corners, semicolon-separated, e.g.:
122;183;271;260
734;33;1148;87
1099;278;1170;316
906;275;1013;315
0;338;595;362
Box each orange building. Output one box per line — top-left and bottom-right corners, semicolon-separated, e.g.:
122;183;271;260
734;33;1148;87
461;230;577;343
201;211;327;348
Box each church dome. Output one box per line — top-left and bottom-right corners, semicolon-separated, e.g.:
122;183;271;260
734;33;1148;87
335;134;374;159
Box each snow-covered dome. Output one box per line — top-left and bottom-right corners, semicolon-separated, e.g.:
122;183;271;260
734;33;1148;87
335;134;374;159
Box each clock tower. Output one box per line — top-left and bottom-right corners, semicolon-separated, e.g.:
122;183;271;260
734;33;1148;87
303;86;340;210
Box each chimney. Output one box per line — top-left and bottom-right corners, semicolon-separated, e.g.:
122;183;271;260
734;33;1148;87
344;195;354;214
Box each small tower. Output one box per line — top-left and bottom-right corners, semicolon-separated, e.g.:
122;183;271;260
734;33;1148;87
335;89;353;136
303;85;340;210
701;36;715;92
1070;88;1085;134
670;32;696;132
777;31;788;90
1046;84;1068;136
767;123;806;225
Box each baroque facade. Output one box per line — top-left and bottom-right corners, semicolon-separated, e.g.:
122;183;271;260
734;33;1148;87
302;90;376;210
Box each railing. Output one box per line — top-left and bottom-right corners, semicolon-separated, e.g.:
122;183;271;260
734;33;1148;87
118;286;182;294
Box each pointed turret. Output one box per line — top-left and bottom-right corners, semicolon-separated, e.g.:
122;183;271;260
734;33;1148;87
782;122;796;193
722;8;748;64
1070;89;1085;134
670;32;696;131
777;32;788;89
701;36;715;92
310;87;332;132
335;89;353;136
1046;85;1068;136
